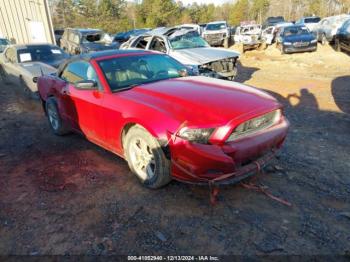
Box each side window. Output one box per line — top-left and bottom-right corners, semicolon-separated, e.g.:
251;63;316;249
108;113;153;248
149;37;167;53
61;61;98;85
68;32;75;42
134;36;151;49
73;34;80;44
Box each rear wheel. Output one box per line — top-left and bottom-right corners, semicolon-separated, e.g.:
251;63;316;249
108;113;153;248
46;97;70;136
124;125;171;189
0;66;9;84
335;39;341;52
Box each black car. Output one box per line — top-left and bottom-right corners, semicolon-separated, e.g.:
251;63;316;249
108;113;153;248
113;29;151;44
263;16;285;28
60;28;119;55
334;19;350;52
276;25;317;54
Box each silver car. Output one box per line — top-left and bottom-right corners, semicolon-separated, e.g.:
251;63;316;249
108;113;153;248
0;44;69;95
315;14;350;44
120;28;240;80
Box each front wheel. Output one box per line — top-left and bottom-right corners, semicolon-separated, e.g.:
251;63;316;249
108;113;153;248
124;125;171;189
46;97;70;136
0;66;9;84
335;39;341;52
321;34;327;45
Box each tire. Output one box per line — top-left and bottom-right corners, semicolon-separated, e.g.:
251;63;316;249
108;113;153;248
335;39;341;52
224;38;229;48
321;34;327;45
0;66;9;84
45;97;70;136
124;125;171;189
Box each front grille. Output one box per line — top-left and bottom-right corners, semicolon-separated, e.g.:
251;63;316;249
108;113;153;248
227;110;281;142
293;42;309;47
204;33;224;41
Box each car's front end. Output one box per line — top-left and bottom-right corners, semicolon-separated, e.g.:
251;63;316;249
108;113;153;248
203;31;228;46
170;46;239;80
168;106;289;185
202;22;230;46
282;37;317;53
122;74;289;186
280;27;318;54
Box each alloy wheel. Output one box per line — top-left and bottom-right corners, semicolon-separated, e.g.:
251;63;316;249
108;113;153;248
47;103;59;131
129;137;156;181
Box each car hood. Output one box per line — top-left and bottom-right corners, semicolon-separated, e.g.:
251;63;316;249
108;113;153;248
19;62;57;77
121;76;280;127
170;47;239;65
283;34;315;42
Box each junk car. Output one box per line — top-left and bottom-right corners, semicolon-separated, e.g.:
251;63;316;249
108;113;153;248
120;28;240;80
37;50;289;189
60;28;119;55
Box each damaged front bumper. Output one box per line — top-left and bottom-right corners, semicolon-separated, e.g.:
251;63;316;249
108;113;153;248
168;118;289;185
203;33;227;46
198;57;238;80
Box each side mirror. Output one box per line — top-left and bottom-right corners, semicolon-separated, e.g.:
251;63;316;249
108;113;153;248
75;80;97;90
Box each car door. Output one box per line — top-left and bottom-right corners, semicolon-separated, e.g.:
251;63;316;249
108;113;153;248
60;60;105;144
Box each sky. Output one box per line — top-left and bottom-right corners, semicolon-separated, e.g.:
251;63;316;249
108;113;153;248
179;0;231;5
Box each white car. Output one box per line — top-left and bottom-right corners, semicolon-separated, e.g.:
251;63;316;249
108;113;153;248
202;21;231;48
0;44;68;95
120;28;240;80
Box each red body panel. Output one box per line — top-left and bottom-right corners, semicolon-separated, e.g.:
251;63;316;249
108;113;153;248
37;52;289;183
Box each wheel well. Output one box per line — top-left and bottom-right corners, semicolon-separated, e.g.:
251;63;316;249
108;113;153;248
121;123;171;160
42;95;54;115
121;123;137;150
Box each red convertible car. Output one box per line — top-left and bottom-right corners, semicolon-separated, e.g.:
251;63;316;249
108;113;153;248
38;50;289;188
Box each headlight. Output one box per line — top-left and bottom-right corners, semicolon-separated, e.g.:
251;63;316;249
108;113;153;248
227;110;282;142
185;65;199;75
311;39;317;43
284;42;292;45
178;127;215;144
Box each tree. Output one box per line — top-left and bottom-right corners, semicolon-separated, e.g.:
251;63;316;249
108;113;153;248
229;0;250;26
251;0;270;24
52;0;76;27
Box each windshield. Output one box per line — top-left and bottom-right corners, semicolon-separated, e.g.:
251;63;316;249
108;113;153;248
82;32;105;43
206;23;226;31
169;31;209;49
0;39;10;53
17;45;68;63
305;17;321;23
283;27;310;36
98;54;187;92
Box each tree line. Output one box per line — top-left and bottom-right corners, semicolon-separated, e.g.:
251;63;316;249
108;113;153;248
49;0;350;34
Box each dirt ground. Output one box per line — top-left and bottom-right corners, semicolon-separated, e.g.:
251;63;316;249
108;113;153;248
0;44;349;256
